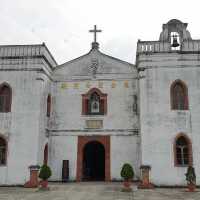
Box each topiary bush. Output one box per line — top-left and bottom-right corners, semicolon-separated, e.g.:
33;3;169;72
39;164;52;180
185;166;196;185
120;163;134;180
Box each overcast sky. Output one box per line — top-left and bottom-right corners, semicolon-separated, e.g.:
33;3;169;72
0;0;199;64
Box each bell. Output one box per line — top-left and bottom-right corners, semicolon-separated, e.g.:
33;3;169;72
171;35;179;47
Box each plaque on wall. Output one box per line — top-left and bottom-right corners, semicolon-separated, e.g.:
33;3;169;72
124;81;129;88
111;81;116;88
74;83;79;89
86;120;103;129
61;83;68;89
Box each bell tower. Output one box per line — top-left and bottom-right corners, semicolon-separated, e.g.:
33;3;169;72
159;19;192;50
137;19;200;186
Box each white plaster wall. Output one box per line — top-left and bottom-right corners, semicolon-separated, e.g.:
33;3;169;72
48;50;139;182
51;79;137;131
49;135;77;181
48;134;140;181
52;49;138;132
0;47;139;184
0;68;48;184
138;53;200;185
37;73;52;166
0;167;7;184
111;135;140;180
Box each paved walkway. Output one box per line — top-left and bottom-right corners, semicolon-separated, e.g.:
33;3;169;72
0;182;199;200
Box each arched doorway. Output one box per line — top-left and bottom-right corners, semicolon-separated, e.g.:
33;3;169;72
76;136;110;182
82;141;105;181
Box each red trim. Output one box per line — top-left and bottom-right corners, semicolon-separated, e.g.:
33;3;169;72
76;136;110;181
100;99;104;114
170;79;189;110
173;133;193;167
83;88;107;97
0;82;12;113
47;94;51;117
104;97;107;114
43;143;48;165
82;88;107;115
81;96;88;115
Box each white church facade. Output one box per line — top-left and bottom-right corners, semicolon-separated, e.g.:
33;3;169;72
0;19;200;186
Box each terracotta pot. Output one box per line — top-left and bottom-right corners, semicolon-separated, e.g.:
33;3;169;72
123;179;131;188
188;183;196;192
40;180;48;188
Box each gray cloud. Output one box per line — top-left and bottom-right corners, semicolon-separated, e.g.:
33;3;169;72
0;0;199;64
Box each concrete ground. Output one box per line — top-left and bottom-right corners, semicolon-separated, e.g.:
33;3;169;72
0;182;199;200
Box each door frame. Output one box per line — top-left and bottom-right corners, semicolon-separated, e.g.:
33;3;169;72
76;135;110;181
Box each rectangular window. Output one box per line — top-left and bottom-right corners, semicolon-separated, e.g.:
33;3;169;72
0;147;6;165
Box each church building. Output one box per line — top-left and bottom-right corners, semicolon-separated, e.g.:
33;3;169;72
0;19;200;186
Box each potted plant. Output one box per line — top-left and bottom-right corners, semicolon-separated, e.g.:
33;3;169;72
185;166;196;192
39;164;52;189
120;163;134;191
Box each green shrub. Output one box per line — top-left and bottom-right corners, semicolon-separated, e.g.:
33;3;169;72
185;166;196;184
120;163;134;180
39;164;52;180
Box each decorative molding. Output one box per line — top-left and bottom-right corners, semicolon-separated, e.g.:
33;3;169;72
47;128;138;132
46;129;139;137
89;58;99;78
0;55;55;69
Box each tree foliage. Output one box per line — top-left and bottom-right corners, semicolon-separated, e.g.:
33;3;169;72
120;163;134;180
185;166;196;184
39;164;52;180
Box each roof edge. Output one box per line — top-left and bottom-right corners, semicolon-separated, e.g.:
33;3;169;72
0;43;58;68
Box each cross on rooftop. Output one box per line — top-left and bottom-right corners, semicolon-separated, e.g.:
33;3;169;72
89;25;102;43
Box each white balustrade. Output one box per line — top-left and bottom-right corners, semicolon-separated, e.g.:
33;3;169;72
137;40;200;54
